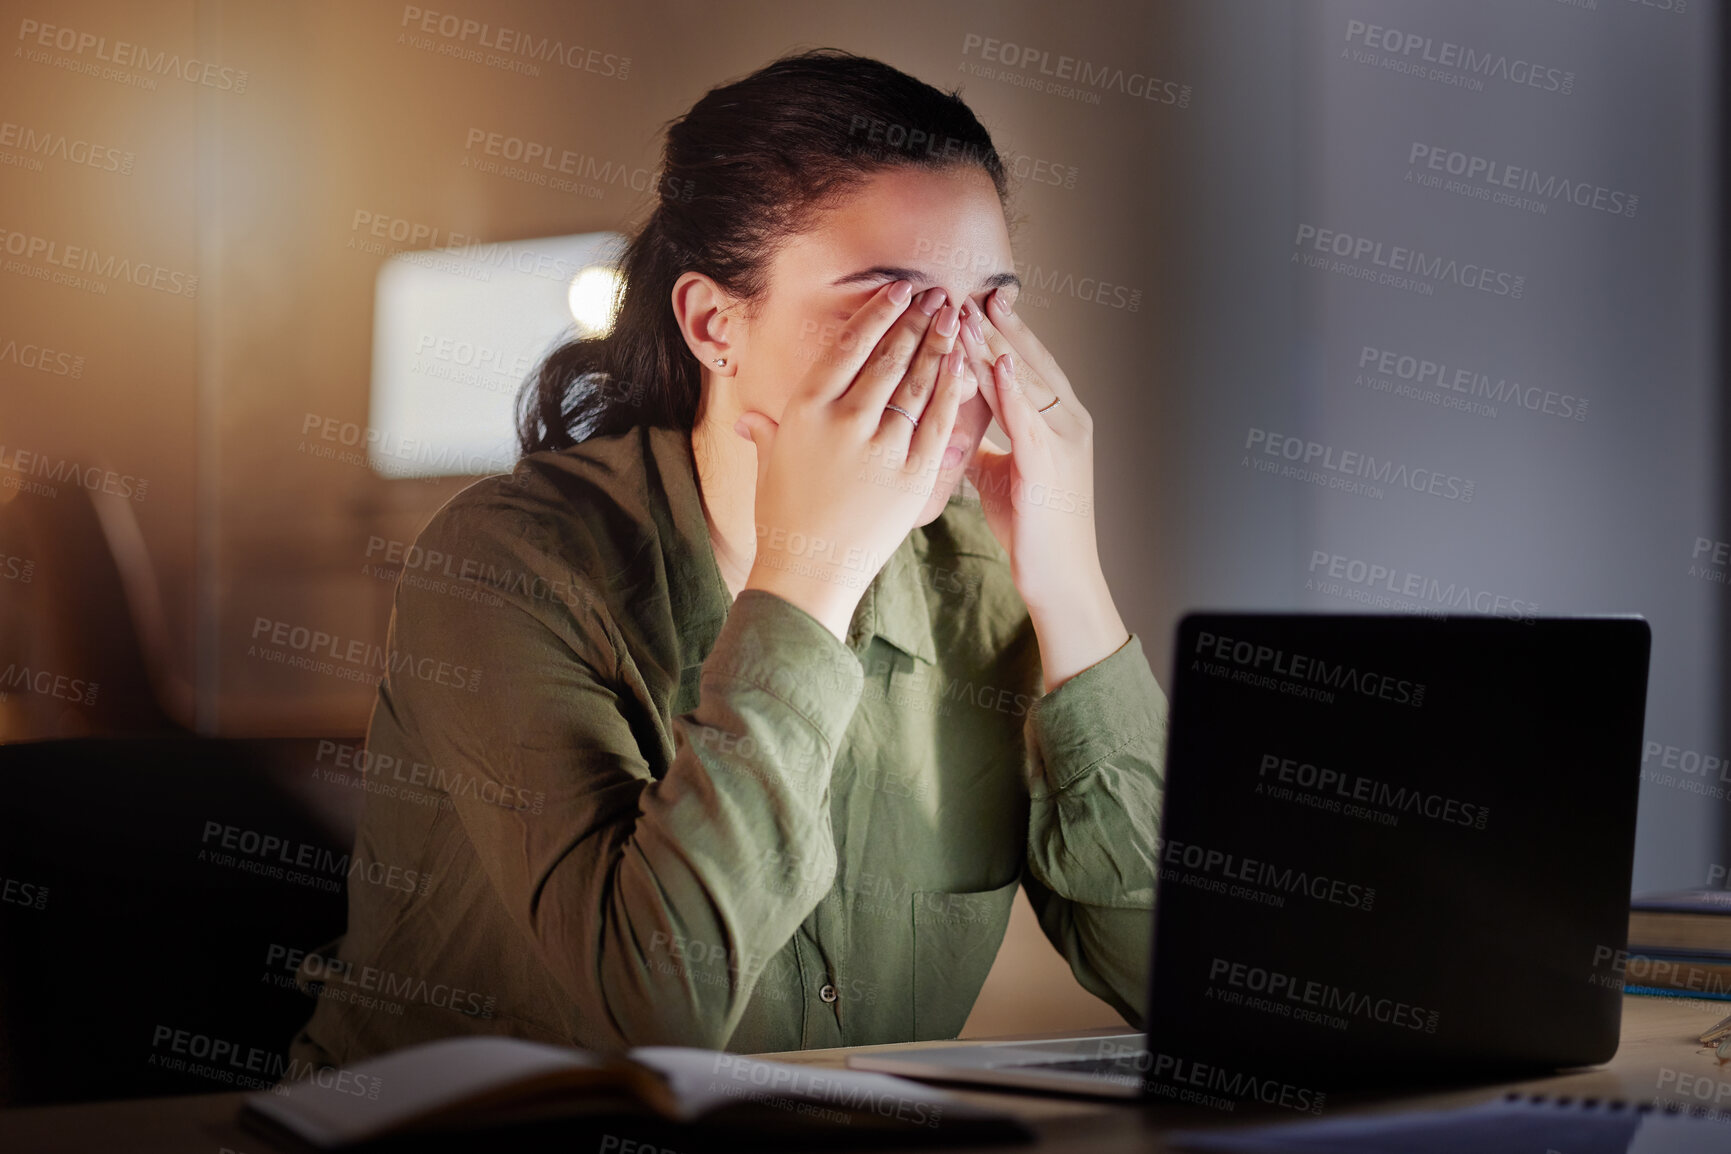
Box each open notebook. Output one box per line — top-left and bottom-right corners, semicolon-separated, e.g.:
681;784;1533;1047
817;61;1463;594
240;1036;1032;1149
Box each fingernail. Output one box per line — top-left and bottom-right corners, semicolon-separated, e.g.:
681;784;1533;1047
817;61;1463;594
918;288;945;316
889;280;913;305
994;285;1018;315
965;312;985;343
935;304;959;337
733;418;749;439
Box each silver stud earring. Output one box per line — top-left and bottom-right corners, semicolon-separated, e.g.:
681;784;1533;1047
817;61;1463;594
713;357;727;367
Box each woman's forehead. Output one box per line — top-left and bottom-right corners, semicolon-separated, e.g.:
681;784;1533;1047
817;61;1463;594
774;167;1013;292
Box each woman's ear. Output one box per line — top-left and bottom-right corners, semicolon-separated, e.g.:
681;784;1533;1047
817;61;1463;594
671;271;738;374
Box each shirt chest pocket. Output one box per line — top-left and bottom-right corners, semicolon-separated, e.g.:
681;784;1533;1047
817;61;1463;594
910;873;1022;1041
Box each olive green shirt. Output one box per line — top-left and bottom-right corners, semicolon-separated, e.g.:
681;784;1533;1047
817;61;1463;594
289;424;1167;1067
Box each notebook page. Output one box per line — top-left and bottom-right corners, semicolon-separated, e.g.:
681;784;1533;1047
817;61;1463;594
244;1036;606;1147
629;1046;957;1127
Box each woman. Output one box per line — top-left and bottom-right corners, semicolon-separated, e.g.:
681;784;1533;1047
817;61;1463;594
289;48;1167;1068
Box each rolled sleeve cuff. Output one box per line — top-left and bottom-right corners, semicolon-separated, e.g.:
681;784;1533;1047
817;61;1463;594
701;589;865;749
1026;632;1167;794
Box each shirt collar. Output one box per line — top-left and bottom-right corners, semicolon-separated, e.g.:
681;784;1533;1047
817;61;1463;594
649;425;938;667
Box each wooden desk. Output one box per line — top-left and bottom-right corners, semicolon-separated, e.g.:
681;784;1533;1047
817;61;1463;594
2;995;1727;1153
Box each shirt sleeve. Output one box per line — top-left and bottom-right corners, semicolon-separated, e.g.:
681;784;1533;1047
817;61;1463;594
1019;632;1168;1028
388;495;863;1053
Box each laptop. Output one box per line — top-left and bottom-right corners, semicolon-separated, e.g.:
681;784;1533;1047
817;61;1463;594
849;612;1652;1100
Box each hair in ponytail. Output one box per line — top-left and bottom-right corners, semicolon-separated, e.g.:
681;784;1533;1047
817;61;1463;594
515;48;1009;456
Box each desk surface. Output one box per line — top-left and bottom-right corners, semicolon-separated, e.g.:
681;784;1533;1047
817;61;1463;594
3;994;1728;1153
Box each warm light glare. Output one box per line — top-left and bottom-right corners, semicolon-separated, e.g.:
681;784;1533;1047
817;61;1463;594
568;266;623;336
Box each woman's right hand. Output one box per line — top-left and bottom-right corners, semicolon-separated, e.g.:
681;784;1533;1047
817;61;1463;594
734;280;973;641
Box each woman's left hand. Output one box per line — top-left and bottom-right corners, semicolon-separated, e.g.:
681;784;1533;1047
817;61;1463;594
958;285;1130;690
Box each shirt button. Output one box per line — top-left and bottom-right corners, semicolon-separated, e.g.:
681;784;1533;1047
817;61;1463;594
819;983;839;1003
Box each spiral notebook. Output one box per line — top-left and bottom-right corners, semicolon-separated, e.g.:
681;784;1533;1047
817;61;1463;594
1169;1093;1727;1154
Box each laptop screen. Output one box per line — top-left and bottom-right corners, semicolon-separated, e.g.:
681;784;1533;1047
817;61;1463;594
1145;613;1650;1087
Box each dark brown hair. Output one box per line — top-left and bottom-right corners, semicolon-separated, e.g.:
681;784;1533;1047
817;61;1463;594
516;48;1009;455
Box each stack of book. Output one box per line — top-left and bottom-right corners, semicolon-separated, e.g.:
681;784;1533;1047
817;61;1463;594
1622;889;1731;1000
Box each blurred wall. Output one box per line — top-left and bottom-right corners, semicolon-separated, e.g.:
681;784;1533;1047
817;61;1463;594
1162;0;1721;895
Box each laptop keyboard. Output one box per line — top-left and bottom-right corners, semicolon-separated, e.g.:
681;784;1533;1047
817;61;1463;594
1013;1054;1150;1077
